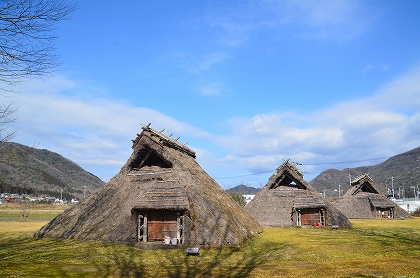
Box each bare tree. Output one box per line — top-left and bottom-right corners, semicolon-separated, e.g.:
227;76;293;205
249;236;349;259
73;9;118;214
1;0;75;86
0;101;17;143
0;0;75;143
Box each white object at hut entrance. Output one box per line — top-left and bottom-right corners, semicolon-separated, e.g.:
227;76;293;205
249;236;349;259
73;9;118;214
186;247;200;255
136;210;184;243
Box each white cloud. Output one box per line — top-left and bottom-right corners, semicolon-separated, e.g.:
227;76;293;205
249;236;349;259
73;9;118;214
289;0;371;41
6;65;420;185
361;63;392;74
211;66;420;180
195;52;231;73
158;51;230;75
204;0;373;45
198;82;223;96
382;63;392;71
362;64;373;73
10;76;206;181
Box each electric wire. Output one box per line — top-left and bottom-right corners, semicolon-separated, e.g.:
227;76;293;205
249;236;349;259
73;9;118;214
214;156;392;180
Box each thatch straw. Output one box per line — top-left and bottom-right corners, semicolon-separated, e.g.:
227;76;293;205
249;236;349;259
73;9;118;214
245;160;352;228
333;174;411;219
34;125;262;246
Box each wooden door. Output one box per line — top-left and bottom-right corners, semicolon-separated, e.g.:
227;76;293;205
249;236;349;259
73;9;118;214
147;211;177;241
300;209;320;226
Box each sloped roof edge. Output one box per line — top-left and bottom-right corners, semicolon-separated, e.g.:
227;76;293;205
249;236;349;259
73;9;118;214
267;159;310;190
351;174;373;186
276;159;304;178
132;123;196;158
350;174;380;195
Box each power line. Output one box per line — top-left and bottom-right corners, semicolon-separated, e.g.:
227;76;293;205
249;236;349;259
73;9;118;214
214;150;420;180
299;156;389;166
214;156;390;180
214;169;274;180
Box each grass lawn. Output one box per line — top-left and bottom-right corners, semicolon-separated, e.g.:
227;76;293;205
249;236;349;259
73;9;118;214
0;218;419;277
0;204;67;222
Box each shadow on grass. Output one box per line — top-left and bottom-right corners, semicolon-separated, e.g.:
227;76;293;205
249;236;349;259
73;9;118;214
155;211;278;278
77;239;286;278
351;226;420;247
162;241;284;278
90;243;146;277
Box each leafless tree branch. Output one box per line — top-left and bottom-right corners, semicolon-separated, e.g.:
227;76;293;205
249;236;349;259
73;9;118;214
0;0;76;86
0;0;75;144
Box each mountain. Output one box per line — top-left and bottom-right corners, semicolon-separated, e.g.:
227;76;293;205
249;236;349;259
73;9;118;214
226;184;260;195
310;146;420;198
0;142;105;199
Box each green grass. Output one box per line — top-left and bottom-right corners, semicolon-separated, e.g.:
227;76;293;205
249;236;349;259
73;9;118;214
0;203;67;221
0;219;419;277
0;212;60;222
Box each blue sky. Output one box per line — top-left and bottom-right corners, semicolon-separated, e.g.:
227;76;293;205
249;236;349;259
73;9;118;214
7;0;420;190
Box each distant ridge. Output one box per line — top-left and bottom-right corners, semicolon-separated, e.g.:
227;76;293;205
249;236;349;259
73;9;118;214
0;142;105;199
310;146;420;198
226;184;260;195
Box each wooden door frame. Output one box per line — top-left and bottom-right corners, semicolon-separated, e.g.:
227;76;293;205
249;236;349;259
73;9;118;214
296;208;325;226
135;210;185;243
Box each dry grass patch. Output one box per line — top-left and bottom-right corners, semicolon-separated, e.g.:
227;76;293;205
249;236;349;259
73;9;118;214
0;218;419;277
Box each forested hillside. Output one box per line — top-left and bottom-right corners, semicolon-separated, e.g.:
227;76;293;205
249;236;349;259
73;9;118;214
0;142;105;199
310;146;420;198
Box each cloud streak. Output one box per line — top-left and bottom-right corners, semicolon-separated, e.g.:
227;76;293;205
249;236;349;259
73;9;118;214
7;65;420;187
211;66;420;180
204;0;372;45
10;76;207;181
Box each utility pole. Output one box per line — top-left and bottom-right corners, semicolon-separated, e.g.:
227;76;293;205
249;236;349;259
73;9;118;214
83;186;87;199
403;184;405;200
349;173;351;186
410;186;416;200
391;177;394;198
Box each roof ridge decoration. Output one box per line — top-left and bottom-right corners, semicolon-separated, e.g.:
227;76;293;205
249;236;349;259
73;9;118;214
269;159;307;190
351;173;372;186
276;158;304;178
350;173;379;195
132;123;196;158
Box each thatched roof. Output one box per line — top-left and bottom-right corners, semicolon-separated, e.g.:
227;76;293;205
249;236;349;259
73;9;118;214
244;160;351;228
34;124;262;246
333;174;411;219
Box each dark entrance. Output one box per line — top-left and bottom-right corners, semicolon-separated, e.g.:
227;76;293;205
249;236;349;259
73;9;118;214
376;207;394;218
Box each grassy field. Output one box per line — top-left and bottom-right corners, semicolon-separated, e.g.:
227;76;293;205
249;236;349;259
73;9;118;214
0;217;419;277
0;203;68;222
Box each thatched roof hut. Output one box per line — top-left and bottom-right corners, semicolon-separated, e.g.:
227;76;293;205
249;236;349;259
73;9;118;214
34;124;262;246
333;174;411;219
244;160;351;228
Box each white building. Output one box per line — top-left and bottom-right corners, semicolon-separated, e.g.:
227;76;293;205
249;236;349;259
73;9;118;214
394;199;420;213
243;194;255;204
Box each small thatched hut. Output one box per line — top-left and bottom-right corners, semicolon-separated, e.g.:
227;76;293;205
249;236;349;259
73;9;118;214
34;124;262;246
244;160;351;228
333;174;411;219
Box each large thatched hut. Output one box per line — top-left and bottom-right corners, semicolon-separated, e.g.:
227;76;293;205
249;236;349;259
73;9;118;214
244;160;351;228
34;124;262;246
333;174;411;219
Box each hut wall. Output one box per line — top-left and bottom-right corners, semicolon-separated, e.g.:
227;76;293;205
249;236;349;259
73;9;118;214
35;129;263;246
